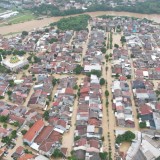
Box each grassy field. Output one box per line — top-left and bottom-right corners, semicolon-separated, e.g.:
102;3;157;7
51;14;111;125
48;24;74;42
7;11;37;24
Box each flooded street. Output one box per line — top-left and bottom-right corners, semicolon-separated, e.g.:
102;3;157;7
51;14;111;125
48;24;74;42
119;142;131;154
0;11;160;35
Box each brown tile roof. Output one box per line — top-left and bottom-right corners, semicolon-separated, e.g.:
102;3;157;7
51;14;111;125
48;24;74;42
23;119;44;143
88;139;99;149
9;115;25;125
15;146;24;155
38;139;54;152
139;104;153;115
34;126;53;144
18;154;34;160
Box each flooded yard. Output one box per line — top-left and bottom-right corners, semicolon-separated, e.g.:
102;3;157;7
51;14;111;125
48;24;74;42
119;142;131;154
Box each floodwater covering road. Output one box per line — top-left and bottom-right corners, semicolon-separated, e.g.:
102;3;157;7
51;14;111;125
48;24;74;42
0;11;160;35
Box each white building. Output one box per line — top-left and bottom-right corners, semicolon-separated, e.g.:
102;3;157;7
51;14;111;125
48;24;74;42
2;56;29;72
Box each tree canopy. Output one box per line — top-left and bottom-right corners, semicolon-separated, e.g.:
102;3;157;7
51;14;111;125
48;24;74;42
73;65;84;74
57;15;90;31
139;122;147;128
116;131;135;144
100;78;105;85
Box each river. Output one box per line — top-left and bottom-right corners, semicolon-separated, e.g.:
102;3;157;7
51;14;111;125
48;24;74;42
0;11;160;35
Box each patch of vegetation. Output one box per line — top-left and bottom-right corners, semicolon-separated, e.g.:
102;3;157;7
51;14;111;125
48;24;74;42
6;11;36;25
57;15;90;31
43;111;49;121
49;38;58;43
21;130;27;135
139;121;147;128
87;70;102;78
23;64;29;70
24;149;32;154
99;152;108;160
105;90;109;97
0;64;11;73
100;78;105;85
114;44;119;48
52;78;58;87
120;36;126;45
155;156;160;160
0;115;8;123
101;47;107;54
33;56;41;63
74;136;81;141
73;65;83;74
116;131;135;144
11;121;20;127
73;84;78;90
52;149;63;158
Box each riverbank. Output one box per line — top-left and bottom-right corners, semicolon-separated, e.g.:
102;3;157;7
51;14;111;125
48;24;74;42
0;11;160;35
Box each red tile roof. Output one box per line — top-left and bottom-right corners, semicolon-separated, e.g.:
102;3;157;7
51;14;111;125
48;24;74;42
15;146;24;155
23;119;44;143
75;138;87;147
156;103;160;111
80;87;89;94
18;154;34;160
9;115;25;125
65;88;74;95
57;119;66;128
88;118;100;126
139;105;153;115
88;139;99;149
34;126;53;144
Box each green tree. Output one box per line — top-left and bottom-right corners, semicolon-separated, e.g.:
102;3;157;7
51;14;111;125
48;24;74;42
74;136;81;141
100;78;105;85
57;15;90;31
22;31;28;36
73;85;78;90
89;70;102;77
0;96;4;99
101;47;107;54
116;131;135;144
155;156;160;160
114;44;119;48
105;90;109;97
139;122;146;128
8;80;15;87
120;36;126;44
52;78;57;87
7;90;12;96
23;64;29;70
33;56;41;63
24;149;32;154
3;123;7;129
126;75;131;79
21;130;27;135
43;111;49;121
0;115;8;123
99;152;108;160
1;136;11;144
49;38;58;43
12;121;20;127
52;149;63;158
11;130;17;139
73;65;83;74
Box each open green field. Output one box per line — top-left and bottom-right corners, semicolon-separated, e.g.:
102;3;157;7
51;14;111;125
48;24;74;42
7;11;37;24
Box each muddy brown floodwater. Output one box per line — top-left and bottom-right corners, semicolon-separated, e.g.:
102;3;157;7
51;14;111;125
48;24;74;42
0;11;160;35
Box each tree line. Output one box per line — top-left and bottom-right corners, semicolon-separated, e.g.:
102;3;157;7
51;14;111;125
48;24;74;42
31;1;160;17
